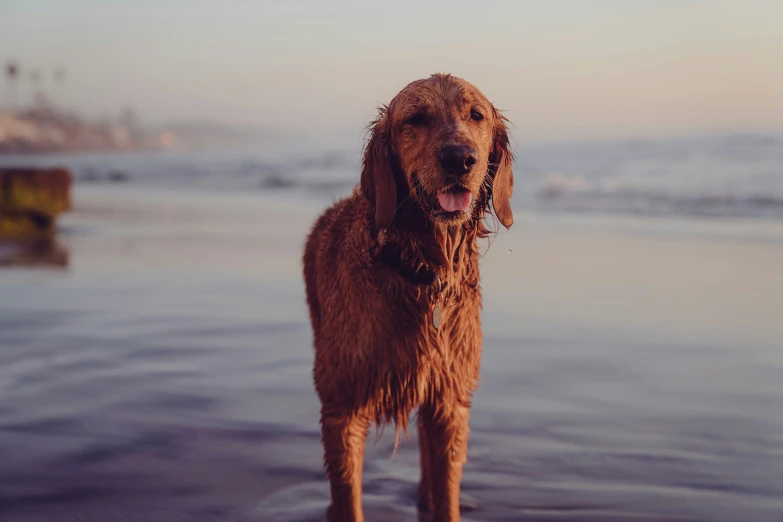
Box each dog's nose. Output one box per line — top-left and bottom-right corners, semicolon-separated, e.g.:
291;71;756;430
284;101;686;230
439;146;478;176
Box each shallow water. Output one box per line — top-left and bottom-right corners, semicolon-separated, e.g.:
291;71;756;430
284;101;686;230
1;186;783;521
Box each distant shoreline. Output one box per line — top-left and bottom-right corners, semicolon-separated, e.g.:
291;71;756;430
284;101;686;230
0;107;286;155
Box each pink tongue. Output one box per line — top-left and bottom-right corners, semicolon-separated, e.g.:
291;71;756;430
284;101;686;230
437;190;473;212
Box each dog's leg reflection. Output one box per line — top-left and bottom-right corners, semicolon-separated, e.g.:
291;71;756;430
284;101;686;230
418;404;470;522
321;412;369;522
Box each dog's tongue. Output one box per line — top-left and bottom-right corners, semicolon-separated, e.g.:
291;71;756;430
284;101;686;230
437;190;473;212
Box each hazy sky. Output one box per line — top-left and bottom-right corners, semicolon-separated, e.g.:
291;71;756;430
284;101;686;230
2;0;781;142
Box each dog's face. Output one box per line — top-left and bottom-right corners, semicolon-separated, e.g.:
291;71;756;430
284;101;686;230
361;74;514;231
389;76;495;225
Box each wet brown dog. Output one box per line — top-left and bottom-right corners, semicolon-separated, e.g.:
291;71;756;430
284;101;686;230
303;73;513;522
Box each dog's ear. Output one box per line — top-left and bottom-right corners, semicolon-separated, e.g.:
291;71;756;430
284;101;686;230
360;109;397;231
490;107;514;229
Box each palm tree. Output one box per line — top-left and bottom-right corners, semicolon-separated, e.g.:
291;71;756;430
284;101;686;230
5;60;19;111
53;67;66;109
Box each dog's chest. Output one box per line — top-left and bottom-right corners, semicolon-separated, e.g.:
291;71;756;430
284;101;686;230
369;284;483;420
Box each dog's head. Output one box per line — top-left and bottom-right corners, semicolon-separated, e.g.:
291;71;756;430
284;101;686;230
361;73;514;231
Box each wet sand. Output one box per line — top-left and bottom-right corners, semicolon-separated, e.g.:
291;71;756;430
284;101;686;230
1;186;782;521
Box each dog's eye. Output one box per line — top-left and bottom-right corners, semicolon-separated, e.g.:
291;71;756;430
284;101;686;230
470;110;484;122
405;113;429;126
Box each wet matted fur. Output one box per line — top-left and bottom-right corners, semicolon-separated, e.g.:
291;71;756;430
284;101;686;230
303;73;514;522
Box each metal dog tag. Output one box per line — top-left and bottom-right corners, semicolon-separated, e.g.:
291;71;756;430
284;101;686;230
432;303;442;329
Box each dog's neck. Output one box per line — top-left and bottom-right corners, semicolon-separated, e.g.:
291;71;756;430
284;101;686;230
376;242;437;287
375;202;480;291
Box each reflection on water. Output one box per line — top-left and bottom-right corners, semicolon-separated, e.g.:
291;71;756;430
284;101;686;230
0;238;69;268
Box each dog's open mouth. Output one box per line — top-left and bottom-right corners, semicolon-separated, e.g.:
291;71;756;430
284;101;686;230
432;187;473;218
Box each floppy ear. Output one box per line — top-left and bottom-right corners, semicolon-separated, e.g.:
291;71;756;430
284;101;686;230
490;108;514;229
360;110;397;230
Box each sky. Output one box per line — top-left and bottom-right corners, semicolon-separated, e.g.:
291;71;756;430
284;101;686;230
1;0;782;142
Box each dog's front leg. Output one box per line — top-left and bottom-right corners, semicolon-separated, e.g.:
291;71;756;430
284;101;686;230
417;418;434;510
418;403;470;522
321;412;368;522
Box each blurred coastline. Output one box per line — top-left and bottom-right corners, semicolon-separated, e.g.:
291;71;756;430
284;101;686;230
0;104;287;155
0;105;164;154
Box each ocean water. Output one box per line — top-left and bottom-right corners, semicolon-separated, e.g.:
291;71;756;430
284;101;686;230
3;132;782;221
1;134;783;521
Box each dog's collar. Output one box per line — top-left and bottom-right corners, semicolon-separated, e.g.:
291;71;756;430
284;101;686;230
376;243;437;287
375;240;447;329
